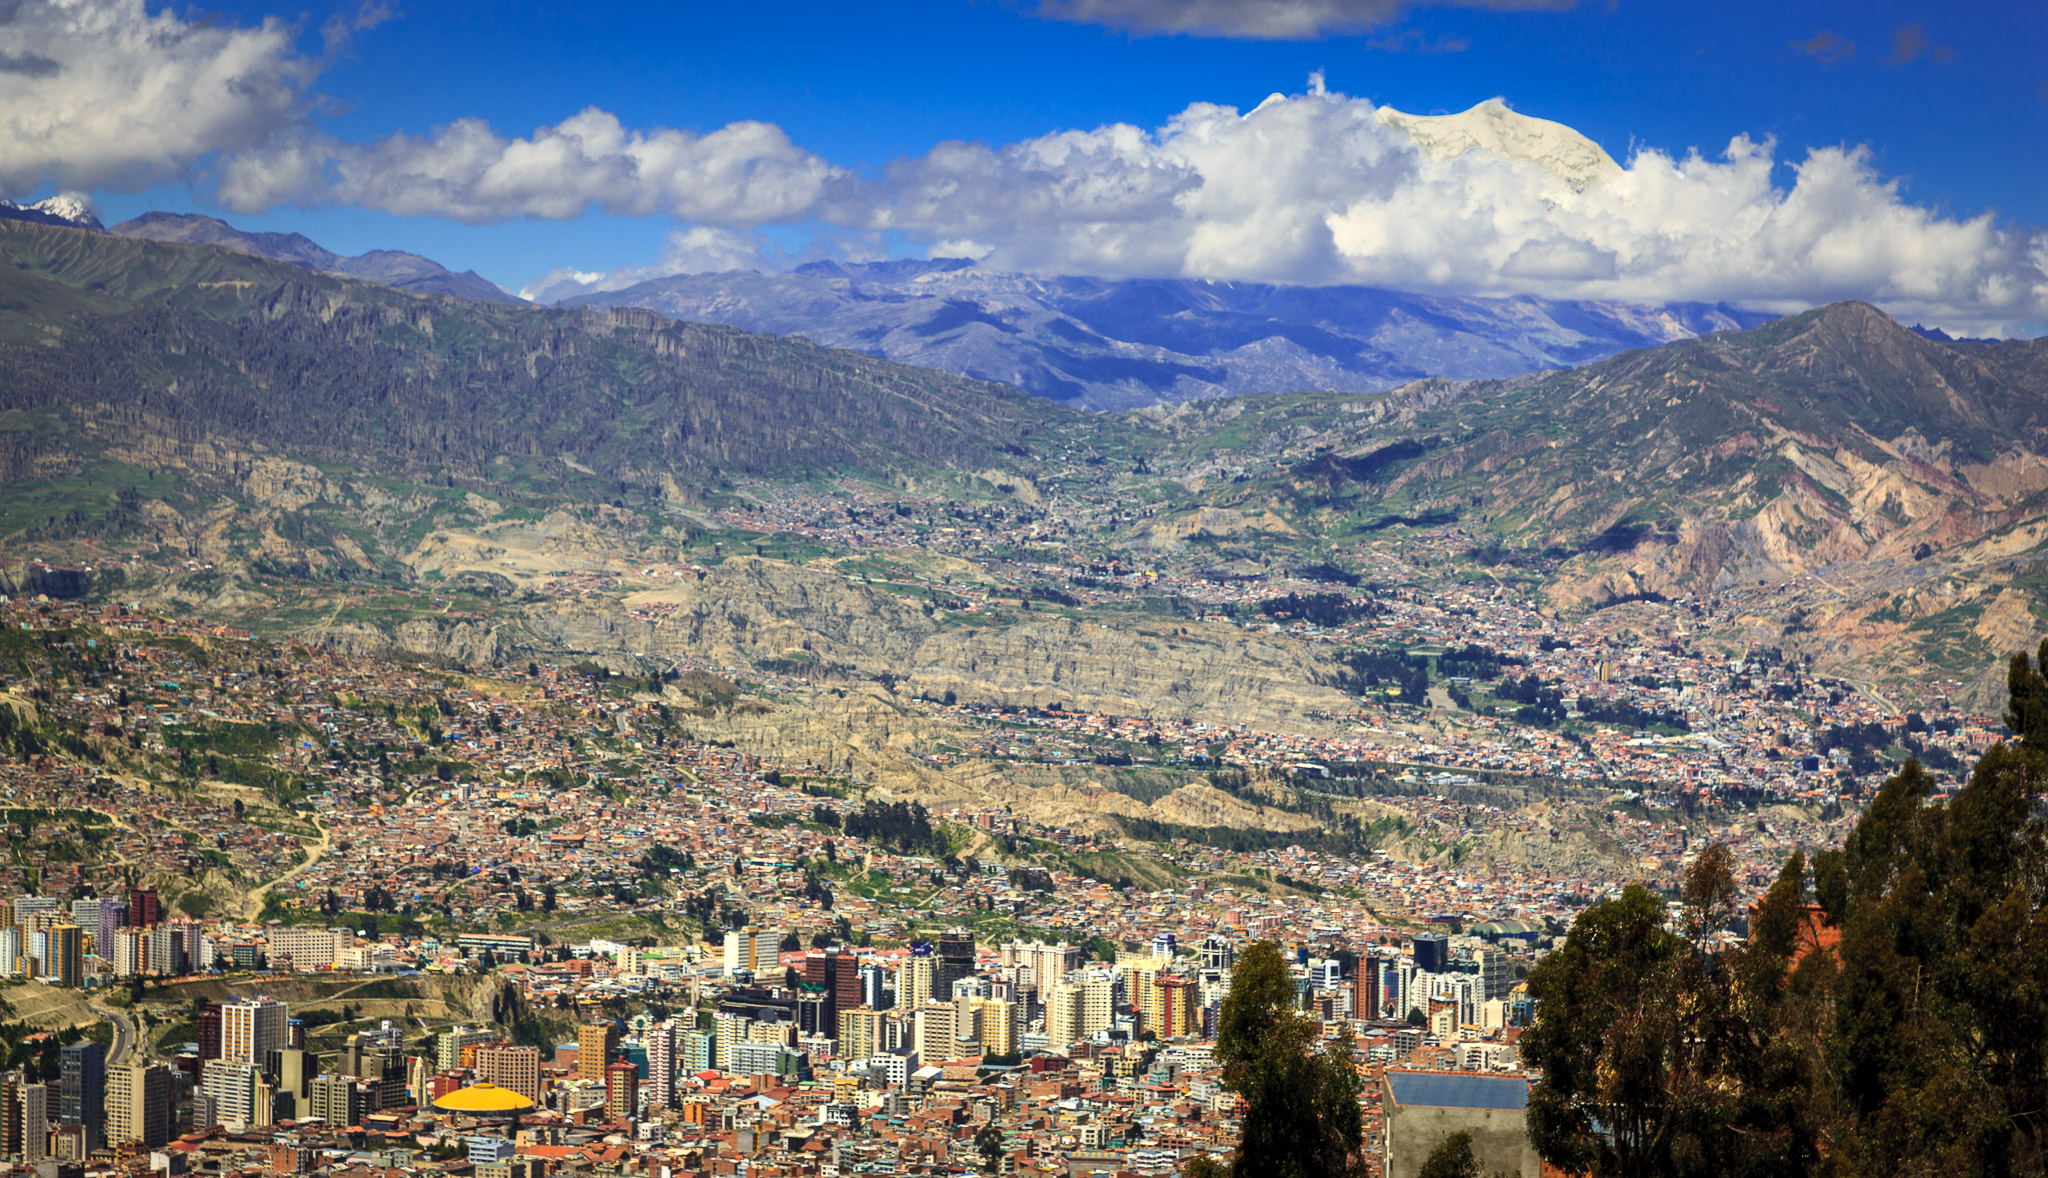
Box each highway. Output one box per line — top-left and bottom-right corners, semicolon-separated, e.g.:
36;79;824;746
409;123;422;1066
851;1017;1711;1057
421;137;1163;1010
95;1002;136;1067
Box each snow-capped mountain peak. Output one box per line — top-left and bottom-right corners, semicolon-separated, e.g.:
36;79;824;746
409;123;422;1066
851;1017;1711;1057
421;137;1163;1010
0;192;105;231
1377;99;1621;192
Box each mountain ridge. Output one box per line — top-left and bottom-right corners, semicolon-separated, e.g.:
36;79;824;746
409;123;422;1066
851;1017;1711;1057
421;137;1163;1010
109;212;523;306
562;261;1776;410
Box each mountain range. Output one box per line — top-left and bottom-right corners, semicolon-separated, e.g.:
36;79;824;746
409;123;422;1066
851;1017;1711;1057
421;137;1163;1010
5;97;1780;412
107;212;521;305
561;261;1775;411
4;213;2046;700
549;100;1770;409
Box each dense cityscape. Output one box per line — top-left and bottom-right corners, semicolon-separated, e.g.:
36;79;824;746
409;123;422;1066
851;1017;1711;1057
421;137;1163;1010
0;550;1999;1177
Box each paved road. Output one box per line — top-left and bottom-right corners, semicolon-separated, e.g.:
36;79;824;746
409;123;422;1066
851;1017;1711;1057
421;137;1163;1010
86;999;137;1067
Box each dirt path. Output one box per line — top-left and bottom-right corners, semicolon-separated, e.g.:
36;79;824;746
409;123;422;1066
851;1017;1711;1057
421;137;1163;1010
241;813;332;920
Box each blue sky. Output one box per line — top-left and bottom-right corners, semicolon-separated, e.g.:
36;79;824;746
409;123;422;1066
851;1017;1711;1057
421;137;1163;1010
7;0;2046;330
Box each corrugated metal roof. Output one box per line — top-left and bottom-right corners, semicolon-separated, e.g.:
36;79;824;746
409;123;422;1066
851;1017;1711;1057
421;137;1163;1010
1386;1072;1529;1111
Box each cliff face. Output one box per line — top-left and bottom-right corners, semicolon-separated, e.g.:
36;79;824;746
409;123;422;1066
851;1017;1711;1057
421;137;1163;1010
525;558;1356;727
905;616;1354;725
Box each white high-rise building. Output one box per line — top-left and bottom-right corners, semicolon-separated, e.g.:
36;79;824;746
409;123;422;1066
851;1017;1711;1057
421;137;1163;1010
200;1060;259;1129
221;997;288;1065
712;1012;752;1070
1046;972;1115;1047
999;940;1082;991
643;1022;674;1112
111;928;147;977
912;1002;956;1063
721;929;779;976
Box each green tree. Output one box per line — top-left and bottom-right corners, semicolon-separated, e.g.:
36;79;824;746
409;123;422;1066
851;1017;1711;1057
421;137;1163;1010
1417;1131;1480;1178
1215;940;1363;1178
973;1123;1005;1174
1796;642;2048;1176
1522;841;1817;1178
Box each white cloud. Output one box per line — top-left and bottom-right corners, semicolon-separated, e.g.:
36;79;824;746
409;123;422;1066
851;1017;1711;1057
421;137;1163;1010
820;91;2045;335
3;2;2038;336
0;0;318;193
518;226;773;303
1019;0;1575;40
221;108;845;226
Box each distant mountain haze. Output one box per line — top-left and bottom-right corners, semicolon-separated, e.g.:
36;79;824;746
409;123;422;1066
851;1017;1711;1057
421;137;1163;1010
564;261;1774;410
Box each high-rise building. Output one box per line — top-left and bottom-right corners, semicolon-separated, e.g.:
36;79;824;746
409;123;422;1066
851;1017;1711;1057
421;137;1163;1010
1;1075;20;1160
197;1002;223;1062
935;929;976;998
677;1030;713;1074
126;888;161;931
0;926;21;978
912;1002;957;1064
711;1012;751;1071
307;1074;366;1128
110;928;146;978
201;1060;259;1129
1155;976;1200;1040
270;1050;312;1122
1475;948;1511;1001
107;1063;172;1149
1048;974;1115;1047
1001;940;1083;991
95;901;127;961
438;1027;496;1070
642;1023;674;1113
968;998;1018;1056
898;950;935;1012
473;1046;541;1104
171;921;204;974
47;925;82;987
603;1061;638;1122
1198;935;1235;971
251;1075;278;1130
68;899;100;940
11;1080;51;1162
1411;933;1449;976
1124;956;1172;1036
59;1041;104;1152
145;924;184;978
721;929;780;977
859;962;890;1010
222;998;288;1065
836;1007;883;1060
576;1023;620;1084
265;926;349;972
800;948;862;1026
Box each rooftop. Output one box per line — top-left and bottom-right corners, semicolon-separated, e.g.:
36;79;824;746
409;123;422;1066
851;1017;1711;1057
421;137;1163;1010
1386;1071;1529;1111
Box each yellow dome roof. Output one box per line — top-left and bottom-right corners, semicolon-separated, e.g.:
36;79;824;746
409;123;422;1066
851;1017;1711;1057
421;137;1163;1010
433;1083;536;1114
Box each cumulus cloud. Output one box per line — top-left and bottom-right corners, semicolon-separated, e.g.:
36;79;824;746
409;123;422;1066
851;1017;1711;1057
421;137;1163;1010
221;108;845;225
0;0;319;193
801;92;2042;333
1018;0;1573;40
4;2;2038;336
